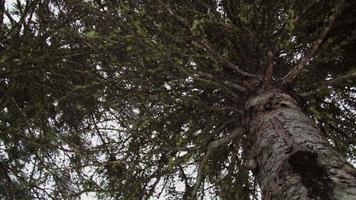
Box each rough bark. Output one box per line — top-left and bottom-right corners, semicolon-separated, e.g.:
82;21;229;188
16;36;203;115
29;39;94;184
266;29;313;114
246;89;356;200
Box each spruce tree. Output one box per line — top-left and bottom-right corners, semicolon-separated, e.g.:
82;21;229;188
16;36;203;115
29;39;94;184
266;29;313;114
1;0;356;199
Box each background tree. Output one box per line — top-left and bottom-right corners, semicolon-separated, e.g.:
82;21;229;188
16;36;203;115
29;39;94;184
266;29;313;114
0;0;356;199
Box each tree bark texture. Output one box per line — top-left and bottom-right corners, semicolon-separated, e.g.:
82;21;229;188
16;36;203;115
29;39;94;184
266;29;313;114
246;90;356;200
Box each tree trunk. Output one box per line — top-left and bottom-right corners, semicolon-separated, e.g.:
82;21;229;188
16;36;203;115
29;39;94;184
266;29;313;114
246;89;356;200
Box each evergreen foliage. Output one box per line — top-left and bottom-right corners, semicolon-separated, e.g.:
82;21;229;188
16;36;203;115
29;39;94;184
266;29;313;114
0;0;355;199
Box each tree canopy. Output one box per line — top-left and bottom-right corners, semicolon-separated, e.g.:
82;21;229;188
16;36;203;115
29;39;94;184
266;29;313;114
0;0;355;199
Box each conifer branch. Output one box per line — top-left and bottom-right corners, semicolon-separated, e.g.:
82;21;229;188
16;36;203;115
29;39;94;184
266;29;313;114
195;70;247;93
198;41;260;78
300;71;356;97
281;0;345;84
157;0;260;79
191;127;245;198
177;66;244;98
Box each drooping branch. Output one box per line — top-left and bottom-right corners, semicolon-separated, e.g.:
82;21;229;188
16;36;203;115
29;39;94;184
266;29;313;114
156;119;239;154
300;70;356;97
191;127;246;198
281;1;345;84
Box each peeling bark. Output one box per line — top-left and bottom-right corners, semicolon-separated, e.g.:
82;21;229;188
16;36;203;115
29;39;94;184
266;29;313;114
246;89;356;200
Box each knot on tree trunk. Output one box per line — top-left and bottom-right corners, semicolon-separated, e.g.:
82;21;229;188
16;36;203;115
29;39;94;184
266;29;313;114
246;89;298;117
